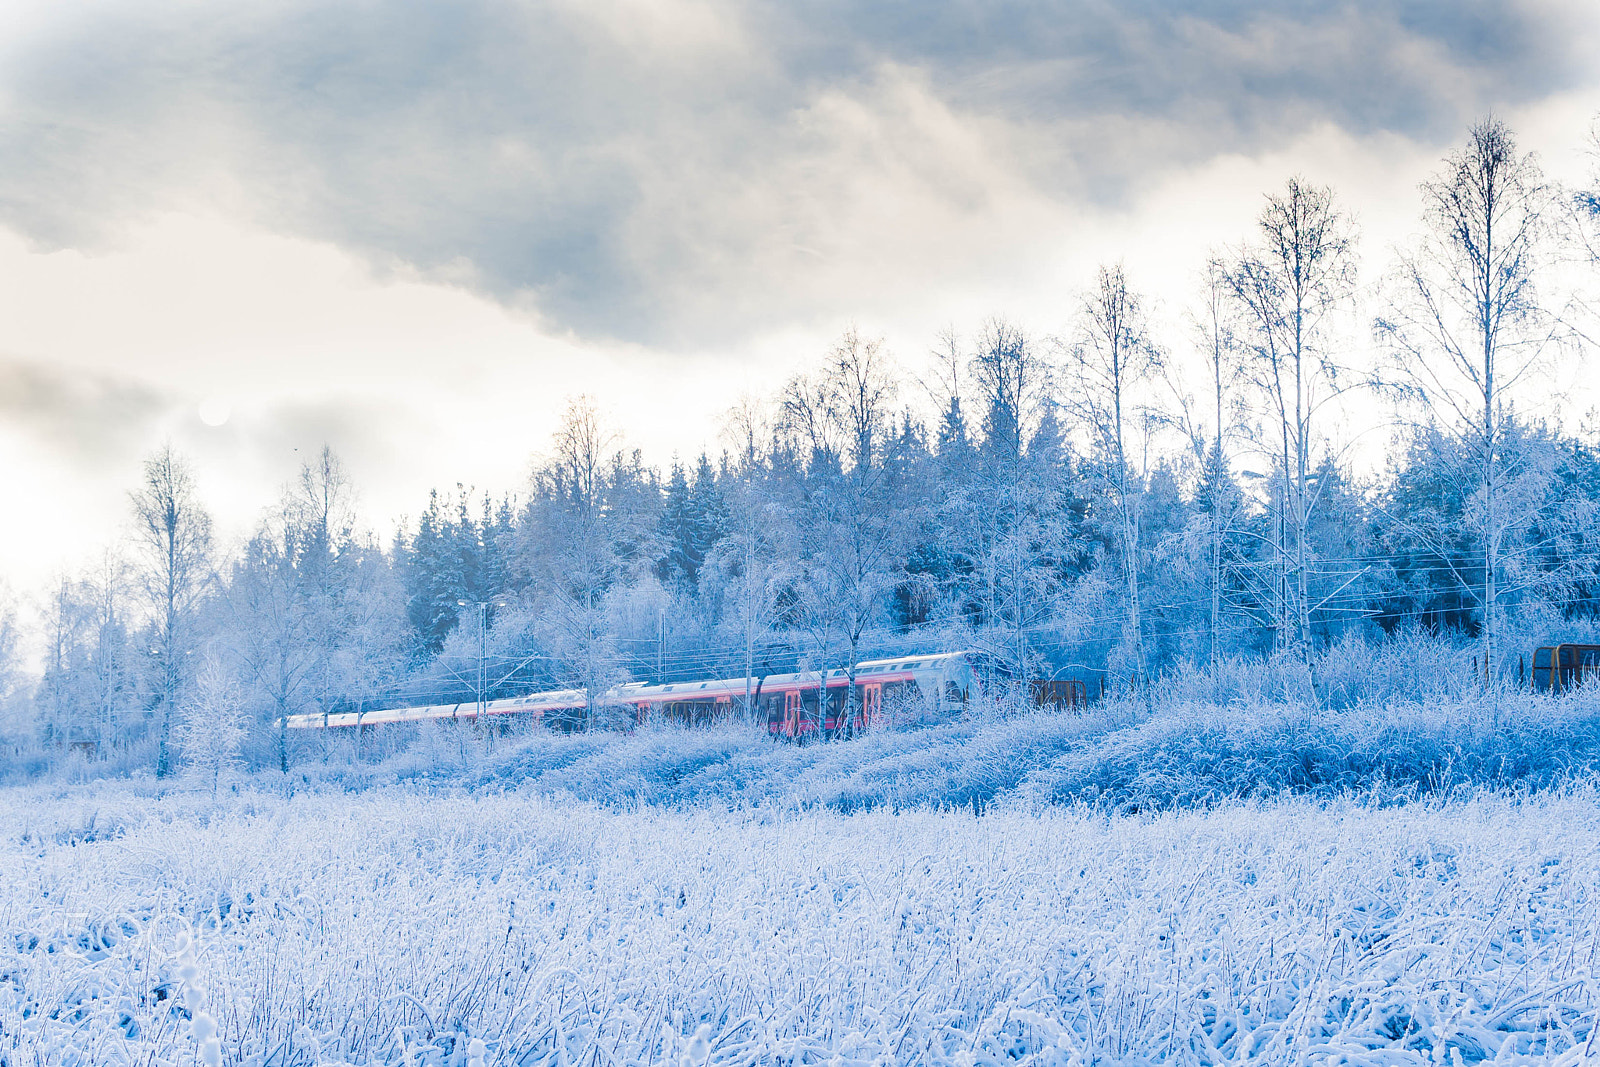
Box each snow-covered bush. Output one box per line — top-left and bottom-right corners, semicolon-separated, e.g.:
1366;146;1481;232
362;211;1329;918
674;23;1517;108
1014;687;1600;808
467;703;1132;811
440;680;1600;813
175;655;250;796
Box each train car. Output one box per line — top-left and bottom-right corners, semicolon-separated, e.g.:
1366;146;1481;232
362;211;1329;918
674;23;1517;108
1531;644;1600;694
283;649;999;735
1031;678;1089;709
746;651;993;739
282;686;590;731
618;650;999;737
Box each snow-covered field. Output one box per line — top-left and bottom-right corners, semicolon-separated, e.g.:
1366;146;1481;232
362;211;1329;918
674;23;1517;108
5;781;1600;1065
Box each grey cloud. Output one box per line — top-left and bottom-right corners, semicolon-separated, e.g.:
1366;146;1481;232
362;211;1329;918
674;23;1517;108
0;1;1587;345
0;355;167;464
0;353;407;492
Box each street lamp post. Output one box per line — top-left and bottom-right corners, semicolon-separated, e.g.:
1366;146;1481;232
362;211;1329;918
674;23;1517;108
459;595;515;741
744;533;755;723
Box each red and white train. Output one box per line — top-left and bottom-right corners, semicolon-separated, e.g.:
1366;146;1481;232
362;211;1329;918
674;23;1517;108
283;650;1077;737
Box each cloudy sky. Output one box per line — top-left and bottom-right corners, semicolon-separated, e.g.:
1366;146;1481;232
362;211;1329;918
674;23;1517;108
2;0;1598;597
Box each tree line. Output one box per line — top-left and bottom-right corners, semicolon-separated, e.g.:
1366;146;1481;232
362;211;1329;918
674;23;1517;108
5;117;1600;773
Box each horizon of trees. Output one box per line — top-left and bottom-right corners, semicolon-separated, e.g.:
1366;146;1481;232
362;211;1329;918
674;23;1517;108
5;115;1600;774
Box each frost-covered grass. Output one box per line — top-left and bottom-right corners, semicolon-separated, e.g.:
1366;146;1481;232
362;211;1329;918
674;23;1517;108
5;782;1600;1065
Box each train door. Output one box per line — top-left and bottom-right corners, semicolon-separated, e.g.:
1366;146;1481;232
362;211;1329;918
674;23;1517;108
784;690;802;738
860;683;882;731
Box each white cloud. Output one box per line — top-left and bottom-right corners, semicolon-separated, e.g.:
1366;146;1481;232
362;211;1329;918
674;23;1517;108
0;0;1598;599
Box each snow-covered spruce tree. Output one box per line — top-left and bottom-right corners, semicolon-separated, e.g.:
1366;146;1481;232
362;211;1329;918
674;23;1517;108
399;489;463;660
1375;118;1567;691
658;461;697;590
916;328;995;634
130;445;213;778
1374;420;1570;658
961;318;1071;675
657;454;728;594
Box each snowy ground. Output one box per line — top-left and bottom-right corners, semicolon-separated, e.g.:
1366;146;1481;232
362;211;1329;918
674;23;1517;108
5;781;1600;1065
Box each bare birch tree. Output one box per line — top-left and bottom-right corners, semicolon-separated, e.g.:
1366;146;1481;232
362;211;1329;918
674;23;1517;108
1226;178;1357;659
1374;118;1563;689
1071;263;1163;697
1171;258;1248;666
1572;115;1600;265
969;318;1045;463
130;445;213;778
0;584;24;747
229;445;393;771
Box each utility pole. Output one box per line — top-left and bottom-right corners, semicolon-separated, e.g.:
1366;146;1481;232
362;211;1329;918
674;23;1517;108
458;599;490;737
744;533;755;723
